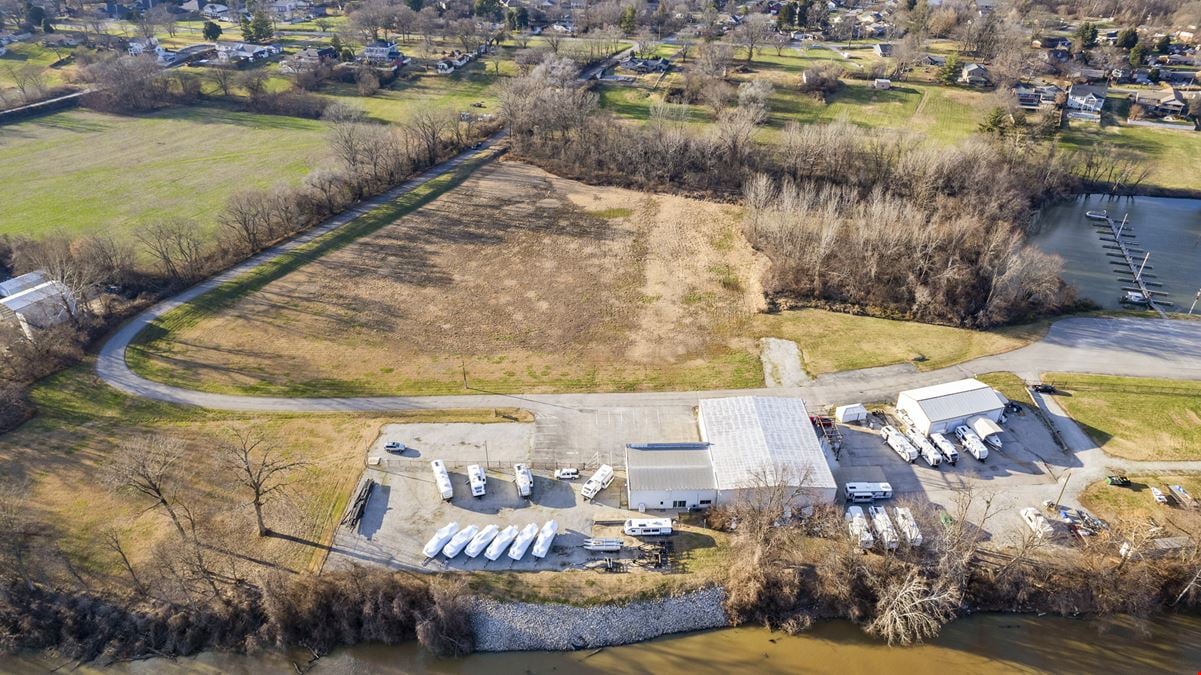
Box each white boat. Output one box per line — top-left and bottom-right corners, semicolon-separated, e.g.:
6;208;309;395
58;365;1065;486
467;464;487;498
846;506;875;549
868;505;899;550
1085;210;1109;221
464;524;499;558
969;416;1004;449
441;524;479;558
531;520;558;558
514;463;533;498
507;523;541;561
422;521;459;558
583;537;622;552
893;507;923;546
484;525;519;561
1151;486;1168;504
431;460;453;500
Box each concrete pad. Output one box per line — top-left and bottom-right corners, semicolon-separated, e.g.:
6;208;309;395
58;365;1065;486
760;337;809;387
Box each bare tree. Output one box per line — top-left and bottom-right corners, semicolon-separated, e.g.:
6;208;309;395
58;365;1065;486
220;429;308;537
407;108;451;167
104;528;148;595
209;66;237;97
105;435;189;539
136;219;207;282
732;14;773;63
864;567;961;646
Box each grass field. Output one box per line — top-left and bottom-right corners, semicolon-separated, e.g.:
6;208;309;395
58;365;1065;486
0;105;327;239
1060;119;1201;193
0;362;528;586
1081;473;1201;535
1044;374;1201;461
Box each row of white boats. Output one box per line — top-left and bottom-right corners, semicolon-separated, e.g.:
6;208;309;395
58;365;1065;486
846;505;922;550
422;520;558;562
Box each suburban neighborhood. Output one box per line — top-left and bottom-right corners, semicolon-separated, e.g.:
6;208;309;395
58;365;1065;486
1;0;1201;671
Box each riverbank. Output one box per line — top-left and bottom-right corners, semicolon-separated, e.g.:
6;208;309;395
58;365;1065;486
470;587;730;652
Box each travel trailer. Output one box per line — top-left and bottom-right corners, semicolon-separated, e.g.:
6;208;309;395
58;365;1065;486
581;464;615;500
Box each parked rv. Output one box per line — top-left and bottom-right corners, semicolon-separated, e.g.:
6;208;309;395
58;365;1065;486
1021;507;1054;538
844;481;893;503
868;505;899;550
929;432;960;465
507;523;541;560
465;524;499;558
623;518;673;536
954;425;989;461
514;463;533;499
431;460;454;501
881;425;918;463
846;506;875;549
441;524;479;558
905;427;942;467
581;464;614;500
422;522;459;558
467;464;487;498
484;525;519;561
893;507;923;546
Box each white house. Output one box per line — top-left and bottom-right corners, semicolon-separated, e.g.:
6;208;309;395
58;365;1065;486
895;379;1007;436
201;3;230;18
361;40;401;64
959;63;991;86
216;42;280;64
1067;83;1108;121
0;274;77;339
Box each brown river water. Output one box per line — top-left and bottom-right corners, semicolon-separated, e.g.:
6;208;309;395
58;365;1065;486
6;613;1201;674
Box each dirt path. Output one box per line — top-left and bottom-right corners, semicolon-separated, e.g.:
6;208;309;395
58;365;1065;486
760;338;808;387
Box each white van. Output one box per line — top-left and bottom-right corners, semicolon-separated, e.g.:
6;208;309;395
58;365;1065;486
844;481;893;503
623;518;673;536
467;464;487;498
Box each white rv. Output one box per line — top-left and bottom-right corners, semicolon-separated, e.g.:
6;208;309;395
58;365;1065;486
868;505;899;550
581;464;614;501
844;482;893;503
507;523;541;561
881;425;918;463
1020;507;1053;538
893;507;923;546
484;525;519;561
905;427;942;467
531;520;558;558
422;522;459;558
929;433;960;465
467;464;487;498
954;425;989;461
846;506;875;549
431;460;454;500
514;463;534;499
441;524;479;558
623;518;673;536
465;524;499;558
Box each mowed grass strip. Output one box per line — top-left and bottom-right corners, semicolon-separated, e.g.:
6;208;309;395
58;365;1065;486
1043;374;1201;461
1081;473;1201;533
128;151;495;373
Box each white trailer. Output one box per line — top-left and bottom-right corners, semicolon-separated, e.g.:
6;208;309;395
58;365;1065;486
623;518;673;536
846;506;875;549
954;424;989;461
1021;507;1053;539
507;523;541;561
531;520;558;558
881;425;918;463
484;525;519;561
844;481;893;503
422;522;459;559
905;427;942;467
514;463;533;499
583;538;623;552
581;464;614;501
431;460;454;501
441;524;479;559
868;505;899;550
465;524;499;558
929;433;960;465
893;507;923;546
467;464;487;498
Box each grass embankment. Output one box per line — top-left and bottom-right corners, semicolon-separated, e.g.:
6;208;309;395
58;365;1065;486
1081;473;1201;533
0;362;528;586
0;106;327;239
976;372;1033;405
1043;374;1201;461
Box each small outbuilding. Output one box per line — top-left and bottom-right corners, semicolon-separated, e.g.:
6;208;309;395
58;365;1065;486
0;275;77;339
835;403;868;424
895;378;1006;436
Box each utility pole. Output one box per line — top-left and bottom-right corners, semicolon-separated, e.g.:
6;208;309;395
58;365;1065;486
1053;471;1071;510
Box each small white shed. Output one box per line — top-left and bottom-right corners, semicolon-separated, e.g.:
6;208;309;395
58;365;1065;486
835;403;868;424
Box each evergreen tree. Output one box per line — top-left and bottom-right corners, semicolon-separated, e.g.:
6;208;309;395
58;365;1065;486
619;5;637;35
1154;35;1171;53
937;54;959;85
203;20;223;41
1116;28;1138;50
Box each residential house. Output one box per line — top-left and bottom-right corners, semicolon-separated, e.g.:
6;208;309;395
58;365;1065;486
873;42;893;57
0;272;77;340
270;0;310;21
1035;83;1062;104
958;63;991;86
215;42;280;64
1070;67;1108;82
1032;36;1071;50
1013;84;1041;109
128;37;178;66
279;45;335;73
360;40;403;64
1131;87;1188;116
619;56;670;74
1041;47;1071;64
1066;83;1108;121
201;3;229;18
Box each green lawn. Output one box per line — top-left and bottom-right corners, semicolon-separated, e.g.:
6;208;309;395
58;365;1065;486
0;105;327;240
1060;120;1201;193
1045;374;1201;461
321;62;508;124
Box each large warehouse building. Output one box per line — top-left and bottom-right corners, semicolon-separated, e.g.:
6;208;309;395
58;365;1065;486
625;396;838;511
896;378;1007;435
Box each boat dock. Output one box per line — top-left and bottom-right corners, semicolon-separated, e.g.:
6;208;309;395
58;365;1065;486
1086;210;1170;318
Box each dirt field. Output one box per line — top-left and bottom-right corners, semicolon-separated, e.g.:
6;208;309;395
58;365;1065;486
132;160;767;395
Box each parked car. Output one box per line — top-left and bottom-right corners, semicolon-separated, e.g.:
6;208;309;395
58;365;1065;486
1107;475;1131;487
1031;384;1056;394
554;467;580;480
383;441;407;453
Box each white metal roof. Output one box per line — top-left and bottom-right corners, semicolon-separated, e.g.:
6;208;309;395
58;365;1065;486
897;379;1005;423
699;396;837;492
625;445;716;493
0;280;73;313
0;271;46;298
